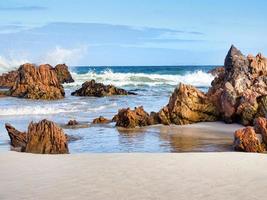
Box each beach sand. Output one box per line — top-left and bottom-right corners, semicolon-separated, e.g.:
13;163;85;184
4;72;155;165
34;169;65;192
0;152;266;200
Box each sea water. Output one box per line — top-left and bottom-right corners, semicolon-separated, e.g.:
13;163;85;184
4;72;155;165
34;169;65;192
0;66;235;153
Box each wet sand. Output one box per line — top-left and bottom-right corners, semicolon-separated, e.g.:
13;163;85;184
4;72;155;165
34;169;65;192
0;152;266;200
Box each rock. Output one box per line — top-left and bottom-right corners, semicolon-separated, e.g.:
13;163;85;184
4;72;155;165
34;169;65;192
66;134;82;142
5;119;69;154
234;126;265;153
92;116;111;124
5;124;27;151
0;70;18;88
208;66;225;77
115;106;152;128
9;63;65;100
254;117;267;144
71;80;136;97
157;83;218;125
54;64;74;84
208;45;267;125
67;120;79;126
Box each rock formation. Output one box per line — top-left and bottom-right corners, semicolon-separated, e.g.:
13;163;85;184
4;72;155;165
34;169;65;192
233;117;267;152
71;80;136;97
0;70;18;88
154;83;219;125
208;45;267;125
9;63;65;100
115;106;152;128
54;64;74;84
67;120;79;126
92;116;111;124
5;119;69;154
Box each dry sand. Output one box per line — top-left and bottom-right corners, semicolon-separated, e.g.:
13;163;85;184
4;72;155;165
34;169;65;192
0;152;266;200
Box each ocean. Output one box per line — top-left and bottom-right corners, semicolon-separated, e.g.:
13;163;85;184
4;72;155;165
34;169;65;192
0;65;236;153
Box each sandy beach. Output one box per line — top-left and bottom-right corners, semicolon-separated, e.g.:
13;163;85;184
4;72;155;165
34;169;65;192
0;152;266;200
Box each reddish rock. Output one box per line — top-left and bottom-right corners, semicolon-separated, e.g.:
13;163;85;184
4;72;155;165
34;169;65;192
5;119;69;154
234;126;265;153
157;83;218;125
71;80;136;97
208;45;267;125
5;124;27;151
254;117;267;144
9;63;65;100
0;70;18;88
115;106;152;128
92;116;111;124
54;64;74;84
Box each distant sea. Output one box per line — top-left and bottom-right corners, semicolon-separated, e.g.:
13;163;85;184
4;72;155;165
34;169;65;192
0;65;218;153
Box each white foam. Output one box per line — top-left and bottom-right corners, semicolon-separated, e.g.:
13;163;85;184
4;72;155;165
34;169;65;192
67;69;214;87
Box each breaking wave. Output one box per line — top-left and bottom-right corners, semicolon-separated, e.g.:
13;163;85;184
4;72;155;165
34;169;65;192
68;69;214;87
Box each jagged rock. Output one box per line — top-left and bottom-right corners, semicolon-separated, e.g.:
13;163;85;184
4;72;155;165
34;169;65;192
157;83;218;125
234;126;265;152
92;116;111;124
5;124;27;151
0;70;18;88
54;64;74;84
71;80;136;97
208;45;267;125
9;63;65;100
5;119;69;154
115;106;152;128
67;120;79;126
208;66;225;77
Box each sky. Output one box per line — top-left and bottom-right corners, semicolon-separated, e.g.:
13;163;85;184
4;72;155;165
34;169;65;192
0;0;266;67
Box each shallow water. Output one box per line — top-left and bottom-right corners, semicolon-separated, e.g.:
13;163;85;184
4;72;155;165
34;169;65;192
0;65;241;153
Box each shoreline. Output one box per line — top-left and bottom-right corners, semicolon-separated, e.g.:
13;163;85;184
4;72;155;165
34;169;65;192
0;152;266;200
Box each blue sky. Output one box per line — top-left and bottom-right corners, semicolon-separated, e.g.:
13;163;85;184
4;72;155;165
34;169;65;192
0;0;266;66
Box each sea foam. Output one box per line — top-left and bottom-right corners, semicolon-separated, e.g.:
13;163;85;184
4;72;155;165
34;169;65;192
68;69;214;88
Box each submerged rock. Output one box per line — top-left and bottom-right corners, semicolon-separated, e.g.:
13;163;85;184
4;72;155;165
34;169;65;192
92;116;111;124
115;106;152;128
208;45;267;125
9;63;65;100
71;80;136;97
156;83;218;125
5;119;69;154
54;64;74;84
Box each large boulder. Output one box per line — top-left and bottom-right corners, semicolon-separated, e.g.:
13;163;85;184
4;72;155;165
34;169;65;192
208;45;267;125
156;83;218;125
5;119;69;154
54;64;74;84
115;106;152;128
71;80;136;97
0;70;18;88
9;63;65;100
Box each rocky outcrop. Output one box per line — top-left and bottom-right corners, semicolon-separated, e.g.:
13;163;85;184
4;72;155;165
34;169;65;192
71;80;136;97
0;70;18;88
92;116;111;124
208;45;267;125
67;120;79;126
5;119;69;154
9;63;65;100
208;66;225;77
115;106;152;128
155;83;218;125
233;117;267;152
54;64;74;84
5;124;27;151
